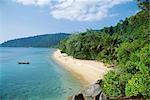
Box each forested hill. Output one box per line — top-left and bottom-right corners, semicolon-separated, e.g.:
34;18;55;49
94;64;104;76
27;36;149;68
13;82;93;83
59;10;149;62
59;1;150;99
0;33;70;47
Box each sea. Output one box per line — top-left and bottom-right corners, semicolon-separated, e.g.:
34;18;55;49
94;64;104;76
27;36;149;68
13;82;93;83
0;47;82;100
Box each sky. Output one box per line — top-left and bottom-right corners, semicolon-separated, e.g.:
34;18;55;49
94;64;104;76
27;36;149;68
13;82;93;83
0;0;139;43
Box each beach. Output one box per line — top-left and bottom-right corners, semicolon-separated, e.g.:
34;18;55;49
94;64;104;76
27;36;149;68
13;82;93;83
53;50;112;86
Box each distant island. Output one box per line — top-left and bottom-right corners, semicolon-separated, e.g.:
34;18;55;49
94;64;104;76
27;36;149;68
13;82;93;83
0;33;70;48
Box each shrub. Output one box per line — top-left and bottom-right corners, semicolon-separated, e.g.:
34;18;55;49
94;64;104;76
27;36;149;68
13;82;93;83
102;71;121;97
125;73;150;98
103;70;133;97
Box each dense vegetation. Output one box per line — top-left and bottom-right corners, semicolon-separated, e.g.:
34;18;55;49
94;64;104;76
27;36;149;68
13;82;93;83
58;0;150;98
0;33;70;47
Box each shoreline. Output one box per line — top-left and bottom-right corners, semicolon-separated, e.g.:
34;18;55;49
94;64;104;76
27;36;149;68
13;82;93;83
52;50;112;86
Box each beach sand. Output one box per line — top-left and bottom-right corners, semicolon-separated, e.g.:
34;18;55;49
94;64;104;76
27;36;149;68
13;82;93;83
53;50;112;86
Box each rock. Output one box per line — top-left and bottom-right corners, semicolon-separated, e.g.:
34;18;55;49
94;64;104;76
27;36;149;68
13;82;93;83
95;80;102;84
99;92;107;100
83;84;101;97
70;80;107;100
72;93;85;100
86;96;94;100
95;93;101;100
95;92;107;100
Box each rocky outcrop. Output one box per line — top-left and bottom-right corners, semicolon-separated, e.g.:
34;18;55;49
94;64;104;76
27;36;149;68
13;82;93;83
72;93;85;100
71;80;107;100
70;79;145;100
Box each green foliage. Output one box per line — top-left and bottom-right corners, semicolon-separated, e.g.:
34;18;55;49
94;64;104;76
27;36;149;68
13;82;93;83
103;70;121;97
139;44;150;69
125;73;150;97
136;0;150;11
117;42;133;64
103;40;150;98
58;37;68;53
103;70;132;97
103;42;150;98
117;38;147;65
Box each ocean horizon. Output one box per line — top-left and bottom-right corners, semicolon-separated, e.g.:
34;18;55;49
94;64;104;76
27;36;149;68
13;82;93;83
0;47;82;100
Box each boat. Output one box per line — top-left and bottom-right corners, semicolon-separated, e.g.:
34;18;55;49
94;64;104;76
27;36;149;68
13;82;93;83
18;61;30;64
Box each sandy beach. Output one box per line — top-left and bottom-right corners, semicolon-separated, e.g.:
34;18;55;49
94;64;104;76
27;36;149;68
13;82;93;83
53;50;112;86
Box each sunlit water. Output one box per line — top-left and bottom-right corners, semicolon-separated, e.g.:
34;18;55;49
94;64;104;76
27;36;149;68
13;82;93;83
0;48;82;100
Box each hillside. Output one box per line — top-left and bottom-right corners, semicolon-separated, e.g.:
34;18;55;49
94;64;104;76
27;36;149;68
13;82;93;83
58;7;150;99
0;33;70;47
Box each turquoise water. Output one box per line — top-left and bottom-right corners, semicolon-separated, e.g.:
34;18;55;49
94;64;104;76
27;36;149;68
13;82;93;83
0;48;82;100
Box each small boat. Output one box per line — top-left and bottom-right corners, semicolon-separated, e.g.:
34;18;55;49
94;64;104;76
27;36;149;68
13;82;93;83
18;61;30;64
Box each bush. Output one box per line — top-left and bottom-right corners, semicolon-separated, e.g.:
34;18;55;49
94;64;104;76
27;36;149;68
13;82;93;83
103;70;133;97
102;71;121;97
125;73;150;98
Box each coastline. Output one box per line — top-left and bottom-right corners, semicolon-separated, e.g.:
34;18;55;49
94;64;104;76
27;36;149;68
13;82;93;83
52;49;112;86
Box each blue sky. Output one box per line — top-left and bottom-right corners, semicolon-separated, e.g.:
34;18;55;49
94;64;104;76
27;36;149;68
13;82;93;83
0;0;138;43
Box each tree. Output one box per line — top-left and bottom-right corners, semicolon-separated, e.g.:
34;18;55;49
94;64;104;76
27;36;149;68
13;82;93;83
136;0;150;11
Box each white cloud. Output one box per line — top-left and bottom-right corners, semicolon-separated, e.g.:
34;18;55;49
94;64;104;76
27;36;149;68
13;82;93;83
13;0;132;21
14;0;51;6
